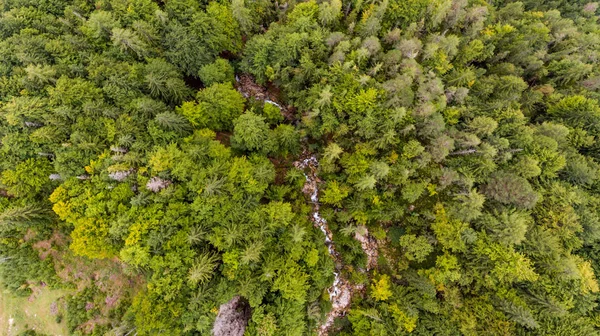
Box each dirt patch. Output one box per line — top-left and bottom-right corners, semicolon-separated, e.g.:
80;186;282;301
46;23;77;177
236;74;267;100
23;229;36;242
33;232;66;261
215;132;231;146
317;280;365;336
235;74;296;122
26;283;43;303
354;228;379;271
77;316;110;335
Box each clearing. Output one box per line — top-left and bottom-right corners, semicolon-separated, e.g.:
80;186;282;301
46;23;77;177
0;281;70;336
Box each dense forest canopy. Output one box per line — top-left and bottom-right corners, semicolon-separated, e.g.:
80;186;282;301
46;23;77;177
1;0;600;335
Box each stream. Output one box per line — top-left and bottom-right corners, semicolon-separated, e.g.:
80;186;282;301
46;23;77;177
235;75;366;335
294;156;363;336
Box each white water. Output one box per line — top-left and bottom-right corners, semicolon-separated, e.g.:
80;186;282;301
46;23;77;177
264;100;283;109
295;156;359;335
295;157;341;298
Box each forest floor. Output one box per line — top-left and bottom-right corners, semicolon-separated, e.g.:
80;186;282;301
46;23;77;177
235;74;296;121
0;281;70;336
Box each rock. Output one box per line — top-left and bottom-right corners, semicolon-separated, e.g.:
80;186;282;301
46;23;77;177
146;176;172;192
212;296;250;336
108;170;133;182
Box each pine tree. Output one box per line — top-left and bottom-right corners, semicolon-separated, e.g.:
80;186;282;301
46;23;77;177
498;300;539;330
188;252;219;286
111;28;148;58
0;204;51;231
155;112;192;134
231;112;271;152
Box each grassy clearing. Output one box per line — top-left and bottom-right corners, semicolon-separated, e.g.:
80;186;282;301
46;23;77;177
0;282;71;336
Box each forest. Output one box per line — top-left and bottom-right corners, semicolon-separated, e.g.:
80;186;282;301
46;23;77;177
1;0;600;335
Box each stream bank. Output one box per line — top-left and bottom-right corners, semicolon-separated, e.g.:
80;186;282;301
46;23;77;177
294;156;365;336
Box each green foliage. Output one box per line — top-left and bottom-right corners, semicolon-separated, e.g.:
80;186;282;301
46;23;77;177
18;330;49;336
272;124;300;155
370;274;392;301
384;0;430;30
1;158;54;197
231;112;271;152
180;83;245;131
398;234;433;262
548;95;600;136
483;173;539;209
144;58;191;104
1;0;600;335
188;252;219;287
198;58;235;86
0;242;57;295
155;112;192;134
66;287;97;333
262;102;284;124
163;2;241;76
0;204;51;231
